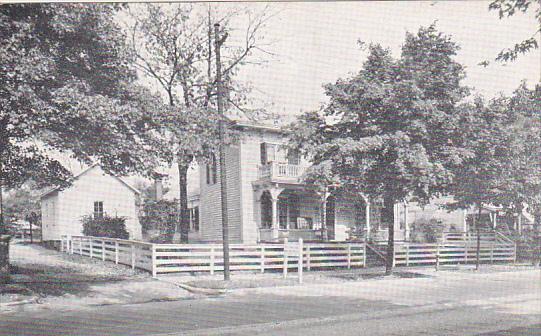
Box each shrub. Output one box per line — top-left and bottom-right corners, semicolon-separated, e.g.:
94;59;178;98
410;218;446;243
139;199;179;243
82;215;129;239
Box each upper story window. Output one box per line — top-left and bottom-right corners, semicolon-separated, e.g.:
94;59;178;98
94;201;104;219
287;148;301;165
260;143;277;164
206;154;217;185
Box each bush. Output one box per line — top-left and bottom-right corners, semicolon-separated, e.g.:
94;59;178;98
139;199;179;243
410;218;446;243
82;215;129;239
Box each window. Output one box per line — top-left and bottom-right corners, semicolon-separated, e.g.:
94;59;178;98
190;206;199;231
94;201;104;219
206;154;217;185
260;143;276;164
287;148;301;165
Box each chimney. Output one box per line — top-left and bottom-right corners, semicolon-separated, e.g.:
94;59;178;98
154;176;163;201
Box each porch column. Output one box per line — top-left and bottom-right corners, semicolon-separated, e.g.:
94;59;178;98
319;188;330;241
360;194;370;240
403;201;410;241
269;188;283;240
365;202;371;239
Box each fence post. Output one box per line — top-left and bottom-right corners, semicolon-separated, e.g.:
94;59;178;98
363;244;367;268
115;241;119;264
347;244;351;269
435;243;440;271
464;240;468;264
513;242;517;265
152;244;157;278
79;238;83;255
406;244;410;266
102;240;106;261
283;238;288;279
210;246;215;275
89;238;94;259
306;246;311;271
490;241;494;264
131;243;136;270
260;246;265;273
298;238;303;284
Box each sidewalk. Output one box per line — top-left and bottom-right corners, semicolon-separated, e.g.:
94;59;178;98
1;242;195;313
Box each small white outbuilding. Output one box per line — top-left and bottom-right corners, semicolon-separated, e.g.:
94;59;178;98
40;163;142;242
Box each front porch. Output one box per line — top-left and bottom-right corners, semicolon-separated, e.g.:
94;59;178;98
254;185;410;243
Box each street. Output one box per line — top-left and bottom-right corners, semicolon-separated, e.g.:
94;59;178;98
1;269;539;335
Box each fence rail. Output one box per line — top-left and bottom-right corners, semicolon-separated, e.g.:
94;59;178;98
61;236;366;277
61;235;516;276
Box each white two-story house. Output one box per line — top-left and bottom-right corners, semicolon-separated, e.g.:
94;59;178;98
195;122;467;244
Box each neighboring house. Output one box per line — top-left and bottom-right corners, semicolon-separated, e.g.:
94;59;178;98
40;164;142;242
196;122;468;244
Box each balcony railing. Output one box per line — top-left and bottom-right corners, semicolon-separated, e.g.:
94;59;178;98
258;162;303;181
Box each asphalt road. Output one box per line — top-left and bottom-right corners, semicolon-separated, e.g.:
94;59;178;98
1;269;539;335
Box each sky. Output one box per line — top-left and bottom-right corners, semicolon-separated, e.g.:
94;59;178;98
233;1;540;116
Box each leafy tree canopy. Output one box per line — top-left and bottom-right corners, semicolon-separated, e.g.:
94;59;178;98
1;4;161;191
290;25;471;205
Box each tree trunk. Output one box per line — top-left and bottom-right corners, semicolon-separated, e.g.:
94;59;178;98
385;197;395;275
177;160;191;243
0;177;4;235
476;205;482;271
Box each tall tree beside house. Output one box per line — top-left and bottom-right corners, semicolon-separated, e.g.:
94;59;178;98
0;4;164;233
449;84;541;266
289;25;471;275
126;3;275;241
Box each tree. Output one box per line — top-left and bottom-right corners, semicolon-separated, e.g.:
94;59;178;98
489;0;541;62
289;25;471;275
0;4;163;233
450;84;541;267
126;3;275;241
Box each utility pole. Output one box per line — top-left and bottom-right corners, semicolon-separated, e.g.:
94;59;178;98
214;23;230;280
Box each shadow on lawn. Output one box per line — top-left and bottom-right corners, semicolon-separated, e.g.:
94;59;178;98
7;264;127;297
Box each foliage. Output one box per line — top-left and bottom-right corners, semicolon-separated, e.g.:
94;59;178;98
126;3;275;240
409;219;447;243
0;4;167;233
449;84;541;232
139;199;179;243
488;0;541;62
82;215;129;239
2;184;42;227
289;24;471;273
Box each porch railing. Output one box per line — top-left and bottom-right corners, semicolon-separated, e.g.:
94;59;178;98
258;162;302;180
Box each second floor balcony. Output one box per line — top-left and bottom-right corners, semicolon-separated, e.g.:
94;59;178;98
257;162;304;183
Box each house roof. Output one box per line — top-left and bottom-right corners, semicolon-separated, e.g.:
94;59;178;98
233;121;286;134
40;163;140;199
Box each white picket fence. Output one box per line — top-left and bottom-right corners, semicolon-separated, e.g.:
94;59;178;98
60;235;366;277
